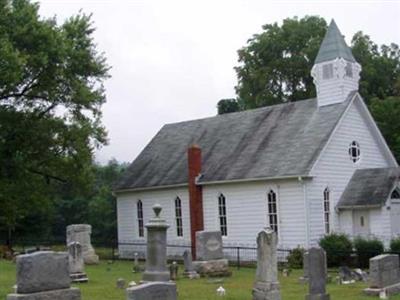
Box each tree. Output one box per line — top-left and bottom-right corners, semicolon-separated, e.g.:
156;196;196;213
351;32;400;104
370;97;400;162
217;98;241;114
51;159;128;245
234;16;327;109
0;0;109;244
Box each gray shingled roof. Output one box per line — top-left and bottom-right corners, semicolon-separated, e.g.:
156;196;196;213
115;93;356;191
337;167;400;209
315;19;356;64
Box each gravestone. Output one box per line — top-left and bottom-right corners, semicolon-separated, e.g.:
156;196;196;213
196;231;223;261
192;231;230;277
68;242;88;283
126;282;177;300
116;278;126;289
169;261;178;281
142;204;170;282
252;228;281;300
6;251;81;300
299;251;309;284
338;266;356;284
183;250;199;279
364;254;400;296
66;224;99;265
305;247;330;300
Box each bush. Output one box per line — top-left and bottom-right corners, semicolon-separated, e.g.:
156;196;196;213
354;237;384;268
319;233;353;267
390;237;400;253
287;247;304;269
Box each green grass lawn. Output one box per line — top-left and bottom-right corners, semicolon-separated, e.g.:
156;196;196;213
1;259;400;299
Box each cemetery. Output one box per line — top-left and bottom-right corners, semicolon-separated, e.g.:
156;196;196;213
2;204;400;299
1;1;400;300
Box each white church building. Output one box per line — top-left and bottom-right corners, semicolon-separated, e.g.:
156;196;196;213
115;20;400;258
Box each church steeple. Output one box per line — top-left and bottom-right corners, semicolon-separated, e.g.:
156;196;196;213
311;20;361;107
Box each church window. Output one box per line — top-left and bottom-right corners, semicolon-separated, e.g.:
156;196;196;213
345;62;353;77
137;200;144;237
348;141;361;163
218;194;228;236
323;188;330;234
267;190;278;234
322;63;334;79
175;197;183;237
392;188;400;199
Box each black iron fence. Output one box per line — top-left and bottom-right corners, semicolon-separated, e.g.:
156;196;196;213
117;241;292;269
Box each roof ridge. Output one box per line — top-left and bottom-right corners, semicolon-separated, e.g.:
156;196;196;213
164;98;317;127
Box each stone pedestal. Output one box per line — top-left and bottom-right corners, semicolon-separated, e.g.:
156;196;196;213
252;228;281;300
305;248;330;300
142;204;170;282
66;224;99;265
193;259;231;277
7;251;81;300
68;242;88;283
126;282;177;300
192;231;230;277
7;288;81;300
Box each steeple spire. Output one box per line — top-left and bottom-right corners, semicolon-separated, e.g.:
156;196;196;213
315;19;355;64
311;20;361;107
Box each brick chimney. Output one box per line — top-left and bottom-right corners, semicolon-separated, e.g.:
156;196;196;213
188;144;204;260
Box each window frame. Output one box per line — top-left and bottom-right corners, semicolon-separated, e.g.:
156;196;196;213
267;189;279;234
174;197;183;237
323;187;330;234
218;193;228;237
322;63;334;80
391;188;400;200
348;141;361;163
137;200;144;238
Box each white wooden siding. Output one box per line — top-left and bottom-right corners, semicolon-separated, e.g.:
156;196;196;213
312;60;361;107
308;96;394;245
116;187;191;258
202;180;306;249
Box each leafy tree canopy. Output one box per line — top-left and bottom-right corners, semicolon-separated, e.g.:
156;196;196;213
0;0;110;240
227;16;400;111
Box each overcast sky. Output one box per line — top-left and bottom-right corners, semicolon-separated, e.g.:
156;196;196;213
38;0;400;164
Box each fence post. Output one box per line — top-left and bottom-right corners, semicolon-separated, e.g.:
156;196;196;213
236;247;240;270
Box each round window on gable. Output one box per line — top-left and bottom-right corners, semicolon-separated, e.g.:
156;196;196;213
348;141;361;163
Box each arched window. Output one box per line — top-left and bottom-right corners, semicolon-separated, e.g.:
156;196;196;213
392;188;400;199
348;141;361;163
175;197;183;237
137;200;144;237
267;190;278;233
218;194;228;236
323;188;330;234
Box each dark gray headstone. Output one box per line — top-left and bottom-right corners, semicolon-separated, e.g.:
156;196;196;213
126;282;177;300
369;254;400;288
306;248;330;300
183;250;194;272
195;231;223;261
16;251;71;294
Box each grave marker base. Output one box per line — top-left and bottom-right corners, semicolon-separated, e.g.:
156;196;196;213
7;288;81;300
